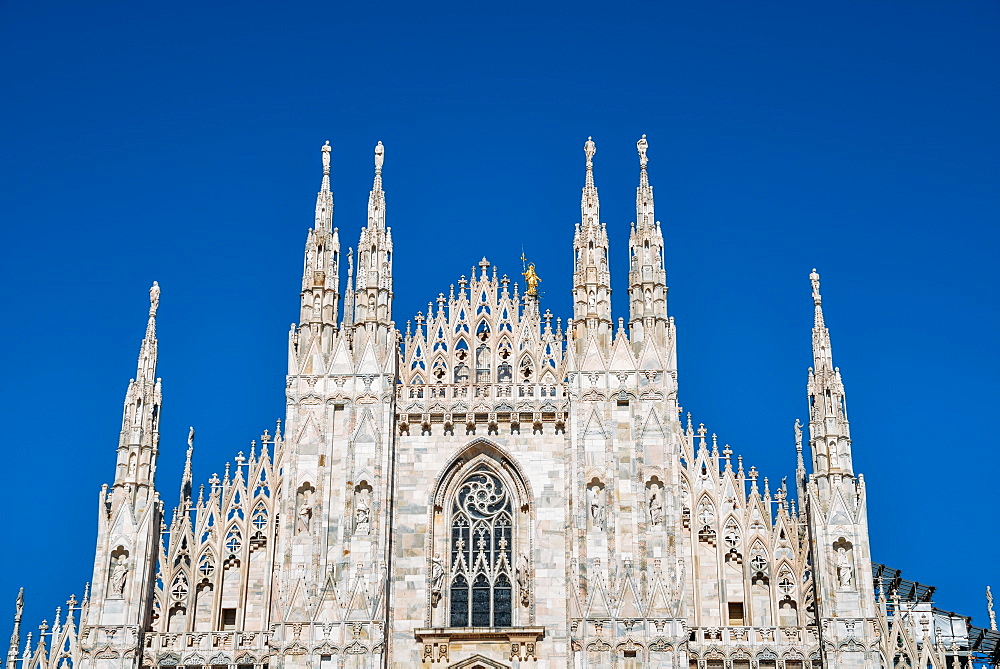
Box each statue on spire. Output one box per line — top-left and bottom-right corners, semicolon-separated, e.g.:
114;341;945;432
810;268;822;306
637;134;649;168
584;136;596;164
374;141;385;174
149;281;160;317
322;141;331;175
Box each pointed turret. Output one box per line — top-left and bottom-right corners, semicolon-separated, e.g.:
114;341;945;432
353;141;394;337
113;282;163;506
627;134;669;346
806;269;854;483
178;426;194;509
299;141;342;340
572;137;612;348
6;589;23;669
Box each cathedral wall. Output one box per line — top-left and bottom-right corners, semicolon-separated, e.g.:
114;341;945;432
389;428;570;667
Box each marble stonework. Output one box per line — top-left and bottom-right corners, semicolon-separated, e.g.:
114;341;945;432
6;138;976;669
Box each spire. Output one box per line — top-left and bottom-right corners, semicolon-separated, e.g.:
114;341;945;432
581;137;599;224
636;134;654;227
572;137;612;345
315;140;333;232
179;427;194;508
806;269;854;482
369;141;386;230
354;142;393;331
6;588;23;669
114;282;163;498
628;135;669;344
297;141;342;336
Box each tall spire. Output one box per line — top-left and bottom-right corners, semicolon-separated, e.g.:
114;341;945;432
581;136;599;223
315;140;333;232
354;141;393;332
628;134;669;345
572;137;612;346
179;427;194;508
113;282;163;501
6;588;23;669
298;141;342;338
806;269;854;484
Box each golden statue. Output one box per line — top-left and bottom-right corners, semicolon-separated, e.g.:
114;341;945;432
522;262;541;297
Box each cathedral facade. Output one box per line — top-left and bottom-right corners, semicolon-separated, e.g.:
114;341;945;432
7;138;995;669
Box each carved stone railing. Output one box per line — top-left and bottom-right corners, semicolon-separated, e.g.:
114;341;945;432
141;630;272;666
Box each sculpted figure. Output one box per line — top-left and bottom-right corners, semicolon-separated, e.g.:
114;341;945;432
522;263;541;297
298;497;312;533
110;556;128;596
588;485;604;530
837;547;854;588
516;553;530;605
429;553;445;606
649;486;663;527
355;489;371;534
148;281;160;316
637;134;648;167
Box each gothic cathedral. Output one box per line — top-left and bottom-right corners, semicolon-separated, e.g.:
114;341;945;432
7;138;997;669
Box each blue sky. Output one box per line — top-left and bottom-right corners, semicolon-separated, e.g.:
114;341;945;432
2;0;997;634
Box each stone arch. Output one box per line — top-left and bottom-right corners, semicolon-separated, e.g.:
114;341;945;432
428;439;534;629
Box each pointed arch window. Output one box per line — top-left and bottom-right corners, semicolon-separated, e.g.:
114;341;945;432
449;467;514;628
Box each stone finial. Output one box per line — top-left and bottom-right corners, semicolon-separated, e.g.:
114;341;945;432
988;585;997;631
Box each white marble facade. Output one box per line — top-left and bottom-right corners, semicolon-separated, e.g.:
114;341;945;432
6;138;974;669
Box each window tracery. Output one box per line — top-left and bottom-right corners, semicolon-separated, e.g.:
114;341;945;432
448;467;514;628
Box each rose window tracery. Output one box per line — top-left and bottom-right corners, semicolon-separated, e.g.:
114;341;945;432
449;468;514;628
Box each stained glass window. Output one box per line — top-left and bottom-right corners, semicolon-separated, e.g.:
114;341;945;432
448;468;513;628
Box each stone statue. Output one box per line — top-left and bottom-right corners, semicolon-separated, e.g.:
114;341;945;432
522;263;541;297
516;553;530;605
355;489;371;534
429;553;445;606
837;547;853;588
374;141;384;172
649;486;663;527
794;418;802;447
584;136;596;163
637;134;648;168
298;491;312;533
148;281;160;317
321;140;331;172
110;556;128;596
588;485;604;529
187;426;195;449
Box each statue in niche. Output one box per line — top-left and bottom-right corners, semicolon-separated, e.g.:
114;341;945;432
355;487;371;535
837;547;854;588
109;555;128;597
429;553;445;606
516;553;530;606
649;485;663;527
588;485;605;530
298;492;313;533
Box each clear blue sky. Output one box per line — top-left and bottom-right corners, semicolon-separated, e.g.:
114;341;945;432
2;0;997;634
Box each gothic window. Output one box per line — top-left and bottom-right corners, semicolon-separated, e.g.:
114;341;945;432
497;362;512;383
454;363;470;384
449;467;514;628
170;575;189;602
251;505;268;532
225;528;242;556
519;357;533;381
198;554;215;578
